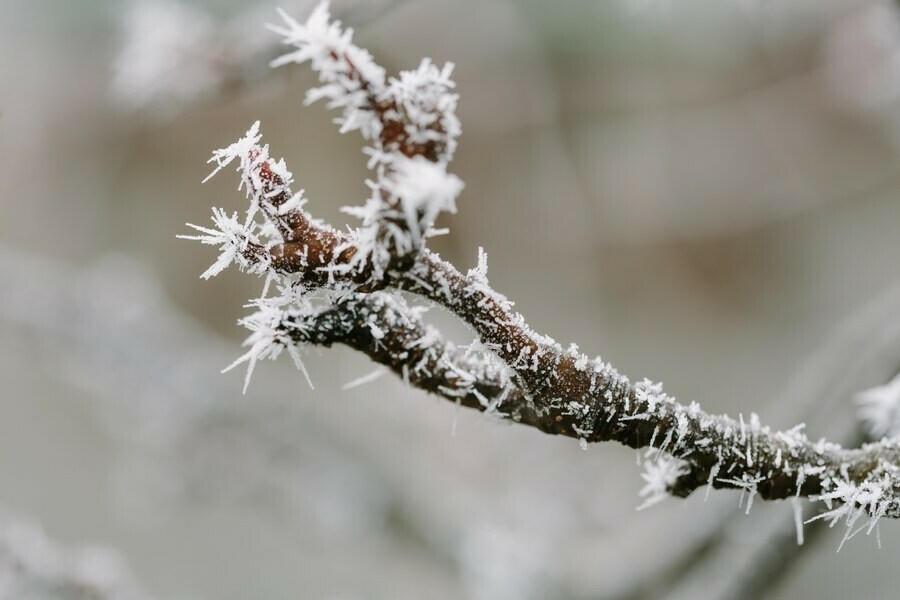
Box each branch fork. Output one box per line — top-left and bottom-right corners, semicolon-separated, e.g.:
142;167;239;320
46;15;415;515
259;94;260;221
181;0;900;545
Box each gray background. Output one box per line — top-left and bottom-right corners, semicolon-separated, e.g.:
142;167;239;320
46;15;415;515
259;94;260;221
3;0;900;597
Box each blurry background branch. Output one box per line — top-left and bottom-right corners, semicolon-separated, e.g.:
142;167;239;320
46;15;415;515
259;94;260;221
111;0;409;119
0;508;149;600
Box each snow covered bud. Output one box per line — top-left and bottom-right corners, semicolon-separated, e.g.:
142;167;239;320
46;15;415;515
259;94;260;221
177;207;268;279
381;58;461;164
341;156;463;280
271;1;460;169
382;155;463;244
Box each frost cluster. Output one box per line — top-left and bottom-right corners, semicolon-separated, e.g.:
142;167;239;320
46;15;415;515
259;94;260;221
179;206;265;280
180;0;900;550
270;2;460;163
637;455;689;511
271;1;463;273
807;473;895;551
183;1;466;391
271;2;387;139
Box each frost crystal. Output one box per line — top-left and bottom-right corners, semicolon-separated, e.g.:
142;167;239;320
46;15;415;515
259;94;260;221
718;473;766;514
637;455;689;511
791;497;805;546
268;1;463;275
807;476;893;551
181;0;900;546
222;299;314;394
379;155;464;243
203;120;265;184
270;1;386;140
384;58;461;163
178;208;262;279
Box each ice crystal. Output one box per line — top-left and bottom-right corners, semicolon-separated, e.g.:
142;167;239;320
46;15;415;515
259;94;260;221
637;455;689;511
791;497;805;546
223;300;314;394
379;155;463;244
203;120;264;183
384;58;461;163
718;473;766;514
807;476;893;551
178;208;262;279
270;1;386;140
181;1;900;549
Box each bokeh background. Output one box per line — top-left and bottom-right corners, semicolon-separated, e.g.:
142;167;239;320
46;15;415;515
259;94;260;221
4;0;900;597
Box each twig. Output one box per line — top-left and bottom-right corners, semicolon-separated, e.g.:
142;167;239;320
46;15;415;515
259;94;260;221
643;281;900;597
183;0;900;527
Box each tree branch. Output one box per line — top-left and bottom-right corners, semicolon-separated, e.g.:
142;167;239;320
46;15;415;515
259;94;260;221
181;0;900;532
273;270;900;511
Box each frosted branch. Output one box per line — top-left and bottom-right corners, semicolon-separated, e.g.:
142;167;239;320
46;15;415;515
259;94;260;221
181;0;900;533
271;0;462;271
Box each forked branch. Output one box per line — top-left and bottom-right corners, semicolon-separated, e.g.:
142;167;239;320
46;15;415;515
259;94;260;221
181;0;900;543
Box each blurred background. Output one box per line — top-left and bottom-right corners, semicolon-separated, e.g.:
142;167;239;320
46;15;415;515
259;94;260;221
4;0;900;597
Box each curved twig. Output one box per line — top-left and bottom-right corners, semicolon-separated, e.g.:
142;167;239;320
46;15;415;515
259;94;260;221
182;0;900;528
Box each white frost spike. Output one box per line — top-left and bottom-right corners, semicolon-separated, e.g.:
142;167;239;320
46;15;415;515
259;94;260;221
636;455;688;511
385;58;461;162
383;155;464;243
223;305;314;394
342;367;388;391
468;246;489;283
791;497;804;545
269;1;386;139
177;208;260;279
856;373;900;439
203;120;264;183
717;473;764;515
806;477;891;551
277;192;307;215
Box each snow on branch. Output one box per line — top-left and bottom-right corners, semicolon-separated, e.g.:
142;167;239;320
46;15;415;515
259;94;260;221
270;0;462;272
270;1;387;140
182;0;900;540
270;0;460;164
